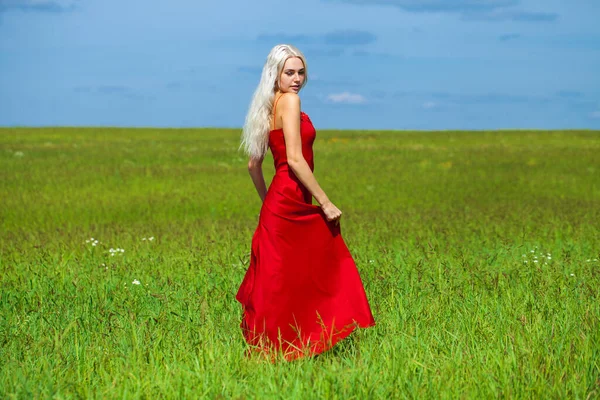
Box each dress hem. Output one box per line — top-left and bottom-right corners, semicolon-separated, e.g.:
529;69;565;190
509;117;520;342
239;306;376;362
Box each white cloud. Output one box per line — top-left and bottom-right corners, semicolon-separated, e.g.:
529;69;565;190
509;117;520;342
327;0;558;23
422;101;437;109
590;110;600;119
327;92;366;104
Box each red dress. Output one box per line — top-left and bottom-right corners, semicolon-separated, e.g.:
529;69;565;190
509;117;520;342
235;109;375;361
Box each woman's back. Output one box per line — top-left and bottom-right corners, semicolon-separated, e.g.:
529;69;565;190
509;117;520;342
269;109;316;173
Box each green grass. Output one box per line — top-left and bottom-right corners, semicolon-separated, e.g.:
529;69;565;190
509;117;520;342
1;127;599;399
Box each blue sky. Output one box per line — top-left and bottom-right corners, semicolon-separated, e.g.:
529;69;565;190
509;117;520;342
1;0;599;130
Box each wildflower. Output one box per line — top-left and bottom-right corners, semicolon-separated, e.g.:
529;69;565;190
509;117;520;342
14;151;24;157
132;279;141;285
109;248;125;256
533;260;538;263
368;260;374;264
570;273;575;277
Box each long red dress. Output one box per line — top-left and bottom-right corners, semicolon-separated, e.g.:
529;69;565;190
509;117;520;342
235;107;375;361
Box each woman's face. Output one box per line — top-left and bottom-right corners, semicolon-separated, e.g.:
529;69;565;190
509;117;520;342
278;57;306;94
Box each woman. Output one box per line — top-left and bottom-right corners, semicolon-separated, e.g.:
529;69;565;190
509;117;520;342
236;44;375;361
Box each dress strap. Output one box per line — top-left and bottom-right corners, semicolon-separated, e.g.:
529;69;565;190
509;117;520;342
272;94;283;130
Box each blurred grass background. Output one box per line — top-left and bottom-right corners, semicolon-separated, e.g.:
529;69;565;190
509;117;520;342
1;127;599;398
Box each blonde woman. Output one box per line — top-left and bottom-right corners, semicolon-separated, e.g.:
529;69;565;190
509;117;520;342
236;44;375;361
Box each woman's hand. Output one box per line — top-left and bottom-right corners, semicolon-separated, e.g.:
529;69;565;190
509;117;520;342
320;200;342;225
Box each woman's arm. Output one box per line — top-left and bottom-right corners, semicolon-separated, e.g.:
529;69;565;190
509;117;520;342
248;157;267;202
279;93;330;207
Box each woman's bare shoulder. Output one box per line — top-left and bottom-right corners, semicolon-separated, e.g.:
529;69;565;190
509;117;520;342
278;92;301;110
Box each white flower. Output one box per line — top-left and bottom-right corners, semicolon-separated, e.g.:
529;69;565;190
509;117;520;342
142;237;147;241
530;250;535;253
14;151;24;157
148;237;154;241
570;273;575;277
132;279;141;285
533;260;538;263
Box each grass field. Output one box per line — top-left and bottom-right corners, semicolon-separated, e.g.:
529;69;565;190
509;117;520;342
1;127;599;398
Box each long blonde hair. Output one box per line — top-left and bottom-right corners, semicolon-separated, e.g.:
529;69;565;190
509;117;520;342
239;44;308;160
